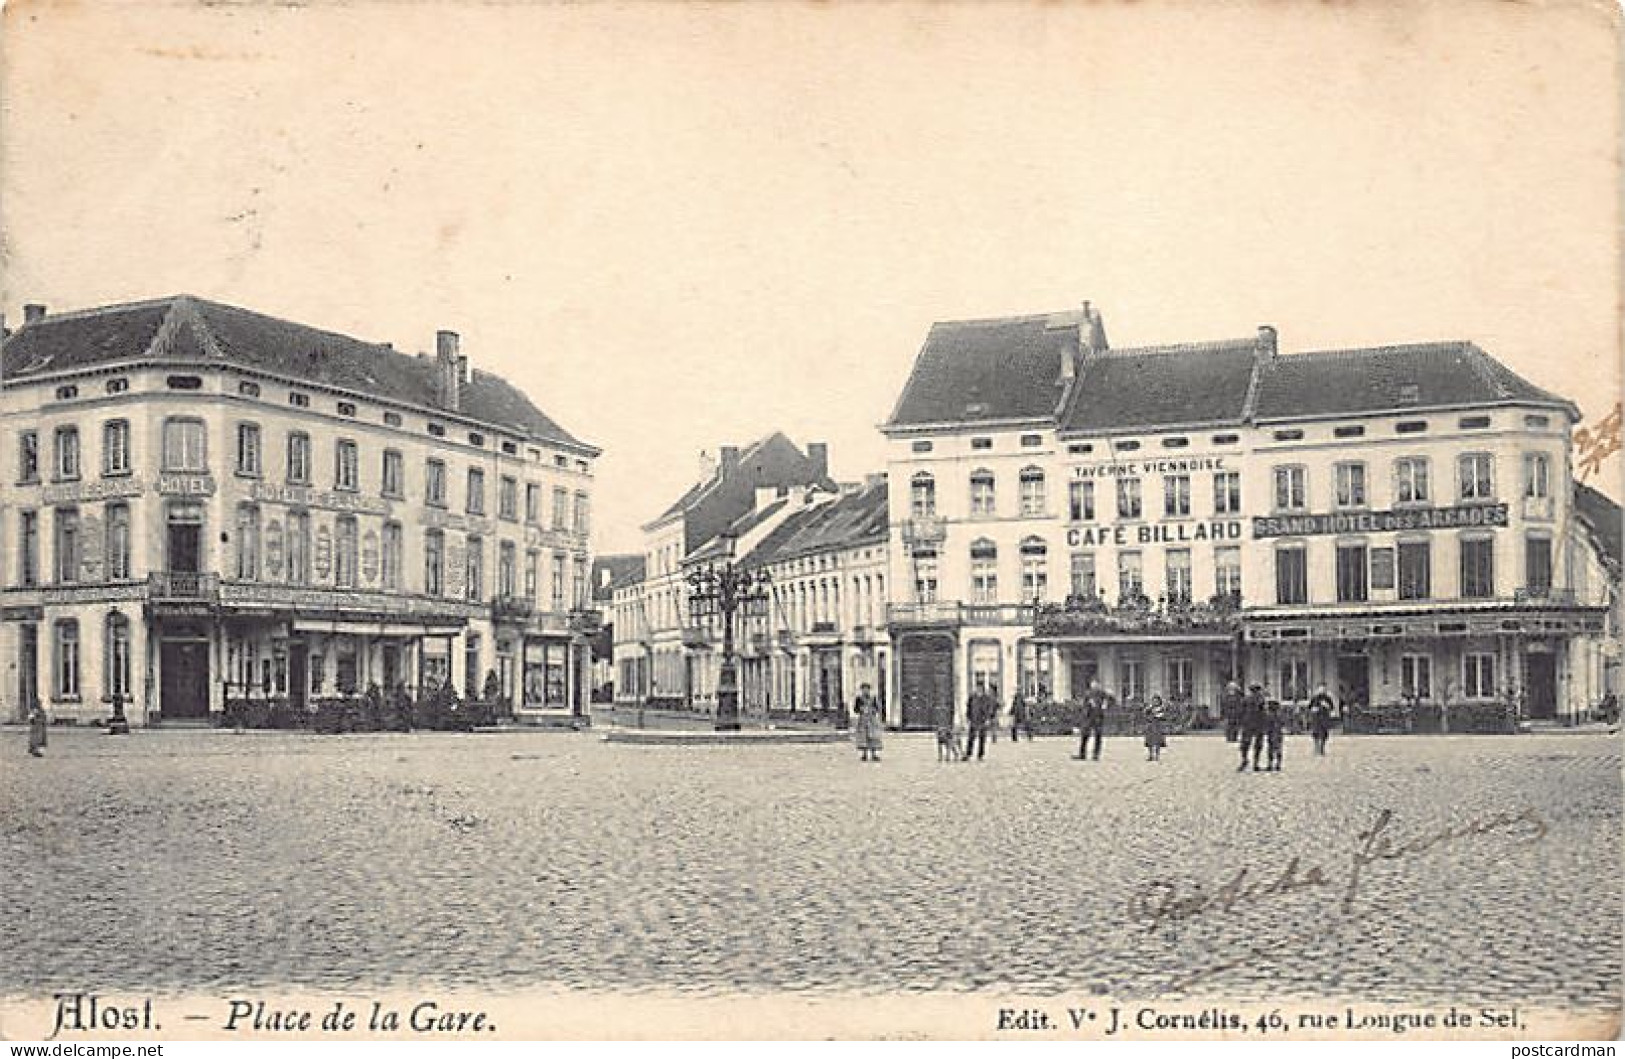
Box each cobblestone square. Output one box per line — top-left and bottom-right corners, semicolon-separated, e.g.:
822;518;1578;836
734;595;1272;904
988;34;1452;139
1;728;1618;1013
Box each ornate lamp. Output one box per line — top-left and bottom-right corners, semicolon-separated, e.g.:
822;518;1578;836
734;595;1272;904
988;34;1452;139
685;532;772;731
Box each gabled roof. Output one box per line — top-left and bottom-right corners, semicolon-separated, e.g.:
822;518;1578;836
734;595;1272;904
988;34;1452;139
885;311;1082;429
590;554;647;601
1;295;593;450
744;479;889;567
1060;339;1257;435
1574;482;1622;579
1253;341;1575;421
686;498;790;562
647;431;834;526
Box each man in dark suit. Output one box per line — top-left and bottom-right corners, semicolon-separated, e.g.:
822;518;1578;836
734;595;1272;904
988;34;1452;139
964;688;994;761
1238;683;1269;772
1076;680;1110;760
1220;680;1244;743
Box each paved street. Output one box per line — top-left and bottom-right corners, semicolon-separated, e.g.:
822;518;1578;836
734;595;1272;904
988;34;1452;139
1;726;1618;1010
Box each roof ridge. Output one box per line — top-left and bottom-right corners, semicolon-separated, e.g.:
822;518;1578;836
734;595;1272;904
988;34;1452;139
1097;337;1256;358
1287;339;1472;359
11;294;183;325
929;310;1064;329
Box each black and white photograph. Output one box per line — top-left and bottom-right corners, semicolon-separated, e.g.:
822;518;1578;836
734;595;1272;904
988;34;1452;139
0;0;1620;1044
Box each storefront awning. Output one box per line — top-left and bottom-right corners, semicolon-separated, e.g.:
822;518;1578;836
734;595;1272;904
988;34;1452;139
291;618;466;637
1030;633;1235;645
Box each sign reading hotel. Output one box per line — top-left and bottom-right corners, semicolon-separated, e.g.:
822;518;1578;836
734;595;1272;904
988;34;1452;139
1253;502;1510;539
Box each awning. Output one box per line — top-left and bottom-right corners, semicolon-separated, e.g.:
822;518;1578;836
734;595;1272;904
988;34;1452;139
291;618;467;637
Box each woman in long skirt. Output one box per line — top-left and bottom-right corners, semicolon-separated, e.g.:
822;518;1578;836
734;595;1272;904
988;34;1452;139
1143;695;1168;762
853;684;883;763
27;702;47;758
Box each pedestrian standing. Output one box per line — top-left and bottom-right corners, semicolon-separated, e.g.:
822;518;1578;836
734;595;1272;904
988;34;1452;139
27;701;47;758
964;687;992;761
1220;680;1243;743
1264;700;1285;771
1238;683;1268;772
1010;691;1034;742
1143;695;1168;762
1076;680;1109;760
1307;683;1334;756
853;683;883;763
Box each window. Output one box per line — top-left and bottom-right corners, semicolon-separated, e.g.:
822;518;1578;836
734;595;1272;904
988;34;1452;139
18;431;39;483
236;504;261;581
382;450;404;498
1272;429;1304;442
1019;538;1048;600
18;511;37;586
426;459;447;506
424;530;445;595
1458;453;1494;501
1215;546;1241;600
1275;544;1307;605
1273;466;1306;511
1279;659;1309;702
464;634;481;693
1019;468;1046;516
971;437;993;451
466;468;486;515
1114;440;1141;452
969;540;998;603
1068;479;1095;522
286;432;311;485
499;476;518;520
1397;539;1431;600
1459;415;1491;430
335;516;358;588
552;487;569;530
1116;478;1142;520
288;391;310;408
574;492;590;536
1460;536;1495;598
1525;414;1550;430
1525;535;1553;597
1163;474;1191;517
287;511;310;585
1523;453;1550;499
1463;654;1497;699
1069;443;1095;455
236;423;262;477
166;375;202;390
910;473;936;518
970;641;1001;696
1335;541;1368;602
335;440;359;492
1334;425;1366;439
106;378;129;394
1161;436;1190;449
1334;462;1367;508
102;421;131;477
382;521;403;591
162;418;206;472
1120;658;1146;703
1070;552;1097;599
524;550;540;601
105;503;131;580
55;384;78;401
1167;658;1194;702
911;440;933;454
1401;655;1432;701
1165;548;1192;604
105;613;131;702
551;552;567;610
1395;419;1428;434
498;541;517;598
912;550;938;603
54;508;80;583
384;411;403;427
1394;457;1430;504
468;432;484;448
54;426;80;481
1020;433;1043;448
465;536;484;601
54;620;79;700
427;421;445;438
525;483;541;524
1213;471;1241;515
969;471;996;517
337;401;357;418
1117;550;1144;601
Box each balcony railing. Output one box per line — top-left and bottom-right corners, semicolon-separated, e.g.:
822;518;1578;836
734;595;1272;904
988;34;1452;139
568;607;603;635
491;595;534;622
888;601;964;627
682;625;714;649
900;515;947;547
147;571;220;603
886;601;1039;628
1513;586;1578;605
1034;594;1242;637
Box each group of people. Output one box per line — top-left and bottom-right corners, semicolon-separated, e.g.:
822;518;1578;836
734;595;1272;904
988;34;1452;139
1220;679;1335;772
1073;680;1168;762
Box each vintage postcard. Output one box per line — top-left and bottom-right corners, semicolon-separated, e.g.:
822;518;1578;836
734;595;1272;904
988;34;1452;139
0;0;1619;1044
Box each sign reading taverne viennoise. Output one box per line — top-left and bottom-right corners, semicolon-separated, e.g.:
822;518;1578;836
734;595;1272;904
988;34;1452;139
1252;502;1510;539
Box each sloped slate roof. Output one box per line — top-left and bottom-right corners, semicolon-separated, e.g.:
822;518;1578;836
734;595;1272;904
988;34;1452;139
886;312;1079;427
1;295;591;449
590;554;647;600
1253;341;1573;420
687;498;790;562
1061;340;1257;434
745;480;889;567
1574;482;1622;577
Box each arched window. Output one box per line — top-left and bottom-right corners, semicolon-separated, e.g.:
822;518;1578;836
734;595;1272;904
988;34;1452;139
910;472;936;518
969;470;996;517
969;538;998;603
1019;467;1046;516
105;612;131;702
1020;537;1048;600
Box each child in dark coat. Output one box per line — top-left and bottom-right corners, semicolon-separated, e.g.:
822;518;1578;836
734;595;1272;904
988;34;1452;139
1264;700;1284;772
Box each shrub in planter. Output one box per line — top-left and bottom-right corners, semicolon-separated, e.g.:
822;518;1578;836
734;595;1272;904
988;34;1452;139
414;682;462;731
385;684;414;732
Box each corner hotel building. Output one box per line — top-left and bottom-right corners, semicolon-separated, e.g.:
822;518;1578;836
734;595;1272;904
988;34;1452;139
0;296;599;726
882;303;1610;727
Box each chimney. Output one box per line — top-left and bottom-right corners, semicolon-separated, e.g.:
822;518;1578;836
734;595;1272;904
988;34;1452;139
807;441;829;479
456;354;469;384
697;449;718;481
435;329;461;411
1256;325;1278;359
720;445;741;471
24;303;46;325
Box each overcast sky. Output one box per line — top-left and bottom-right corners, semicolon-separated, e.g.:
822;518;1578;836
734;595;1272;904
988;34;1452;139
3;1;1618;554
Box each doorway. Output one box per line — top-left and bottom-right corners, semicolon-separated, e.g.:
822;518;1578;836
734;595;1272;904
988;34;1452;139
160;640;211;720
1070;655;1100;699
17;623;38;720
167;515;202;574
1525;651;1557;719
1337;653;1370;709
815;650;843;712
899;635;954;730
288;643;309;710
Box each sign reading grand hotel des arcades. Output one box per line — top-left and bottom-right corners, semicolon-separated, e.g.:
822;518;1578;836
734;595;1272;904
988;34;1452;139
1253;502;1510;538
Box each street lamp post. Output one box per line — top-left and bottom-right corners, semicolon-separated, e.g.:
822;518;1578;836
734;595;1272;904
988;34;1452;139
686;533;771;732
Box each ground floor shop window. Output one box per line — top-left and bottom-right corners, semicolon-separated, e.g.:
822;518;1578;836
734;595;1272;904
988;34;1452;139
421;645;449;690
1166;658;1193;702
1463;653;1496;699
1401;654;1432;700
1120;657;1146;703
105;613;131;701
336;649;358;695
54;619;80;700
969;640;1001;697
1279;658;1309;702
524;641;569;707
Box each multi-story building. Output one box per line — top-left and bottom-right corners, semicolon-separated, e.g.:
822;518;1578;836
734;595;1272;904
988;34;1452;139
588;553;644;699
882;302;1610;728
0;296;600;726
676;475;888;717
611;432;831;704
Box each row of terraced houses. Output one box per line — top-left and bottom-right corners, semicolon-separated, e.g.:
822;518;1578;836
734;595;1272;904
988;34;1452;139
608;303;1619;728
